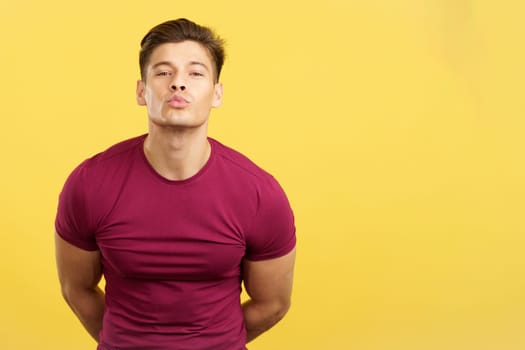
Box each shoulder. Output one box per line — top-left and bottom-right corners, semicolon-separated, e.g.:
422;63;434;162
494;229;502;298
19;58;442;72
209;137;277;187
64;134;146;196
208;139;295;260
70;134;145;184
209;138;292;222
82;134;146;171
57;135;147;232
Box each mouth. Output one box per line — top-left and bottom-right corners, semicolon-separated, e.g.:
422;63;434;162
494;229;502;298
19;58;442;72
167;94;190;108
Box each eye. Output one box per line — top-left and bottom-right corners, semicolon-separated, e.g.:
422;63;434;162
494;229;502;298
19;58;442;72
156;71;170;76
190;72;204;77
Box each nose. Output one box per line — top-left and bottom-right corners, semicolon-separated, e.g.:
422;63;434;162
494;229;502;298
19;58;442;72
170;83;186;91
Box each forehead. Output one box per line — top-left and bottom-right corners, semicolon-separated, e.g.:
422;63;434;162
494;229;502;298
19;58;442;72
147;41;214;69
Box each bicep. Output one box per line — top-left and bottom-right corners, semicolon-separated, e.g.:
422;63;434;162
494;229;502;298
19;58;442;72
243;247;296;305
55;232;102;293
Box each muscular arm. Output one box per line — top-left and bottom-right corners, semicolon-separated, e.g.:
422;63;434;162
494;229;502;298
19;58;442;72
242;247;296;343
55;232;105;342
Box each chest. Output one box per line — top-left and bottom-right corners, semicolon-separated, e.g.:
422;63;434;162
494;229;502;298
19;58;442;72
95;181;252;281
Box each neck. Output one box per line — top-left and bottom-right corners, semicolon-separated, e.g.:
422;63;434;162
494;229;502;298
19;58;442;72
143;124;211;181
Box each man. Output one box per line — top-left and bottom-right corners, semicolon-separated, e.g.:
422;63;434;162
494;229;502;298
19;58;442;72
55;18;296;350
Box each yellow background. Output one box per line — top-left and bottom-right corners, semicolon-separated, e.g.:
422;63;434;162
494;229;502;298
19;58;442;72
2;1;524;349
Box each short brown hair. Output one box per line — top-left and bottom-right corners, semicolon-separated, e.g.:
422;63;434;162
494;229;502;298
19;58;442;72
139;18;225;82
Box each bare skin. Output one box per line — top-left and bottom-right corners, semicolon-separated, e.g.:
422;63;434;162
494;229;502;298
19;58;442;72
243;248;296;342
55;234;104;342
136;41;222;181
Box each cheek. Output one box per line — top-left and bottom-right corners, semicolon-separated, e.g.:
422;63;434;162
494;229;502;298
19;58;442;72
144;89;161;107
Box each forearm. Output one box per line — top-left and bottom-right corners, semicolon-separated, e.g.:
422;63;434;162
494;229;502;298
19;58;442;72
62;286;105;342
242;299;290;343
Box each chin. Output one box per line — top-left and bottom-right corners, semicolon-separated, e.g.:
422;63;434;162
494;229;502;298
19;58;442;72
151;117;208;130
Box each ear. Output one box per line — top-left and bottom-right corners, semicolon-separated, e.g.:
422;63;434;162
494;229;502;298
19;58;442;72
136;80;146;106
211;82;223;108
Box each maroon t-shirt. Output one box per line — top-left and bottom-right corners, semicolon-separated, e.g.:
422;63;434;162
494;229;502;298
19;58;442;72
55;135;296;350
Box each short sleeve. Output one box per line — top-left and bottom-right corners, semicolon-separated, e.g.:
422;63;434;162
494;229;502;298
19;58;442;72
55;161;99;251
244;178;296;261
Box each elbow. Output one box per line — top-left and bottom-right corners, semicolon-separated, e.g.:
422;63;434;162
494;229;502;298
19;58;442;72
60;282;76;307
276;299;291;320
268;299;291;326
60;282;89;308
244;298;292;342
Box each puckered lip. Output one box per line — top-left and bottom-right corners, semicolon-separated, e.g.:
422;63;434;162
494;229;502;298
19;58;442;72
166;93;190;104
166;93;190;108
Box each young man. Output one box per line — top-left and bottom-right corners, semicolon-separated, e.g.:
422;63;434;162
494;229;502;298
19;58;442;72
55;18;296;350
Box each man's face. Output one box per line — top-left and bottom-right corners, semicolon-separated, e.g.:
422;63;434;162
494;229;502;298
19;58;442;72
136;41;223;130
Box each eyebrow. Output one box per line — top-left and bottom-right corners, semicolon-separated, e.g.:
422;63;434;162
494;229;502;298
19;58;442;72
189;61;210;71
151;60;210;71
